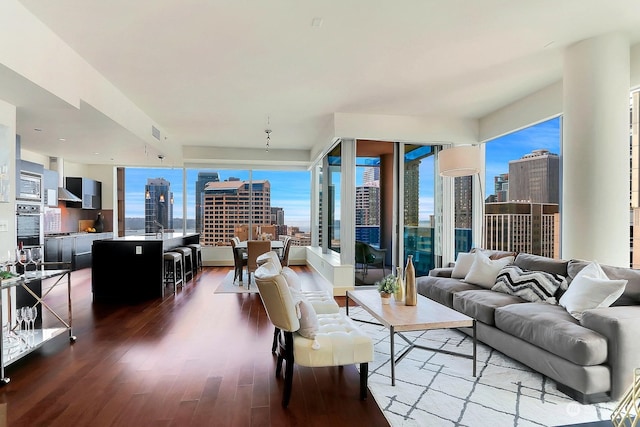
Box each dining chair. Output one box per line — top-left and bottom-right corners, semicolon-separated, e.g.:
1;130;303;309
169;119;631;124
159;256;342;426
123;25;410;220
355;240;387;277
230;238;247;283
279;236;292;267
254;261;373;407
247;240;271;285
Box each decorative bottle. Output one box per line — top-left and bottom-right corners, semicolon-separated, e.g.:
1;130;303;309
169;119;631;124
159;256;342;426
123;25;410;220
404;255;417;306
17;241;27;275
94;212;104;233
394;266;405;303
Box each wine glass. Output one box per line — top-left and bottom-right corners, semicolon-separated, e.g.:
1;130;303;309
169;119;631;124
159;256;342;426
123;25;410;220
31;247;43;271
24;307;34;336
15;308;24;335
6;249;15;273
29;306;38;336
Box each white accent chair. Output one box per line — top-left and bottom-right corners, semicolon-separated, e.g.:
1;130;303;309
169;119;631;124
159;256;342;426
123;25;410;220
257;251;340;352
254;261;374;407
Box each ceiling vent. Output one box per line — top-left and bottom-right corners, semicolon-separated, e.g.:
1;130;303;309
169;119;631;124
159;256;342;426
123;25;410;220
152;125;160;140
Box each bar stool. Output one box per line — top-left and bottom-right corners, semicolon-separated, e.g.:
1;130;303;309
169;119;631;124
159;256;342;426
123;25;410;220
187;243;203;274
163;252;183;294
172;247;193;283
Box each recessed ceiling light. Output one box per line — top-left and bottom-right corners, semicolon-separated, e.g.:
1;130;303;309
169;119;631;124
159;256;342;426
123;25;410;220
58;138;66;141
93;152;100;155
311;17;323;28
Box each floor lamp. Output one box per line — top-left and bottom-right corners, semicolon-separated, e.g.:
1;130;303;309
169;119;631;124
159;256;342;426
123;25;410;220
438;145;483;249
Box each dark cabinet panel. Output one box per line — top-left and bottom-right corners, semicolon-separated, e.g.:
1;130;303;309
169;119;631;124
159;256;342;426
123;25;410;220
44;233;111;271
65;177;101;209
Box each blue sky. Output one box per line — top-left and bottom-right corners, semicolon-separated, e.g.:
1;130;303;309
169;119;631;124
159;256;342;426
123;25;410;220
124;117;560;231
125;168;312;230
485;117;561;197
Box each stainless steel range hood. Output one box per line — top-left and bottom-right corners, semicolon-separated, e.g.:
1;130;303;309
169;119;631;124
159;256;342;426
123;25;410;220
58;186;81;202
49;157;82;202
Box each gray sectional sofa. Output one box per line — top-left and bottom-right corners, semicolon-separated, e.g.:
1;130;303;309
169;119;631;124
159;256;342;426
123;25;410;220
416;251;640;403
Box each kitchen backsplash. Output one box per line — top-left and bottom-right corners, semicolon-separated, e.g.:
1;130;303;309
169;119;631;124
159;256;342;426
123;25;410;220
44;206;112;234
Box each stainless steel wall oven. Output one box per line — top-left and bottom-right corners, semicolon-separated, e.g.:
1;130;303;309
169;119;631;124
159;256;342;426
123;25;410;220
16;202;43;248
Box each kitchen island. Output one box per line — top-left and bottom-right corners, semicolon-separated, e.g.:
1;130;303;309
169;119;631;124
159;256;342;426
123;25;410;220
91;233;200;303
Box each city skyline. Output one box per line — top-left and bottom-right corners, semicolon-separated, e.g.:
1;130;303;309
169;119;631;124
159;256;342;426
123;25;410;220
123;117;561;233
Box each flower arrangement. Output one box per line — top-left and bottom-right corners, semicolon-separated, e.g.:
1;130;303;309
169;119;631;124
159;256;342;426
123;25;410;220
376;274;398;295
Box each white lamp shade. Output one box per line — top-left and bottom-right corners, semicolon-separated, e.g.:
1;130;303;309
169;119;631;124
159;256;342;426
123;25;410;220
438;145;481;177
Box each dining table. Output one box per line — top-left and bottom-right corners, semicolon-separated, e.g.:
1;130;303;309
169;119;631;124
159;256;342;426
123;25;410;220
234;239;284;252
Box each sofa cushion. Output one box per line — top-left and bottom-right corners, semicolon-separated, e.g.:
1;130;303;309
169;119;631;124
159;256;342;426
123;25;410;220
453;289;525;325
492;265;567;304
429;267;454;278
494;303;608;366
416;276;482;308
482;249;518;260
560;261;627;320
568;259;640;306
463;251;514;288
514;253;569;277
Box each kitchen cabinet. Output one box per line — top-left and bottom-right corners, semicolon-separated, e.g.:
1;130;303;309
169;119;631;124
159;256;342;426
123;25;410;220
43;168;58;207
92;233;199;302
44;232;111;271
65;177;101;209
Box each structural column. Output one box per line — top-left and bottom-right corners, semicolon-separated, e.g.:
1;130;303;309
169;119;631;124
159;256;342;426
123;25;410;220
562;33;630;266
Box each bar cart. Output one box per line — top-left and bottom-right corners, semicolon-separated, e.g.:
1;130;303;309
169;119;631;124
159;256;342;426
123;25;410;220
0;263;76;384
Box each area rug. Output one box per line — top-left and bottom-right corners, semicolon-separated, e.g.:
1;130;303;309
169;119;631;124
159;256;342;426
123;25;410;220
213;271;258;294
345;306;618;427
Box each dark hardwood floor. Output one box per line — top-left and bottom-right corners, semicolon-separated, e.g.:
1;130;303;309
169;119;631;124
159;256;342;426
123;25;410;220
1;266;390;426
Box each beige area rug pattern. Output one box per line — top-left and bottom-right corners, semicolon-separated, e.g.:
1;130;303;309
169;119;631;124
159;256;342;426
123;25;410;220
214;271;259;294
345;306;618;427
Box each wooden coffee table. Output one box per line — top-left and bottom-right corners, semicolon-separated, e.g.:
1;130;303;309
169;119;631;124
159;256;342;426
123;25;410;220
346;288;476;386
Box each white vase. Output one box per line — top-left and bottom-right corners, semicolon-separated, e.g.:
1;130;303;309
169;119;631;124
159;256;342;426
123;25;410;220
380;293;391;305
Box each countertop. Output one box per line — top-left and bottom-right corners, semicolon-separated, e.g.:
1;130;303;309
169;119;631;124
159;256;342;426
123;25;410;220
45;232;113;239
108;232;198;242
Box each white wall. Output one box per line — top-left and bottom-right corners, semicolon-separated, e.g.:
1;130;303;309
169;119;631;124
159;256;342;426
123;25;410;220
0;99;16;254
0;0;176;162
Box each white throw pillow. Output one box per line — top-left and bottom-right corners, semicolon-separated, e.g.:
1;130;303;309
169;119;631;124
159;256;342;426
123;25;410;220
296;299;319;339
464;251;514;288
559;261;627;320
282;266;302;291
451;252;476;279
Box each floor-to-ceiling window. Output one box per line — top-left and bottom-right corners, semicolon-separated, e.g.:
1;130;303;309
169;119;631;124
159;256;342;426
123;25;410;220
327;143;341;253
124;167;186;235
355;157;381;247
484;117;561;258
454;175;474;256
403;144;436;276
123;167;311;248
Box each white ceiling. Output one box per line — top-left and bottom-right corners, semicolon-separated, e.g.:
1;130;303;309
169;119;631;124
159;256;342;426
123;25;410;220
10;0;640;167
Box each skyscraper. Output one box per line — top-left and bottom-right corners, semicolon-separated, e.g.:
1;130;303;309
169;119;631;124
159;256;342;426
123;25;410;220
144;178;173;232
404;160;420;227
454;176;473;229
355;185;381;244
195;171;220;237
484;202;559;258
494;173;509;202
202;179;271;245
484;150;560;257
508;149;559;203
